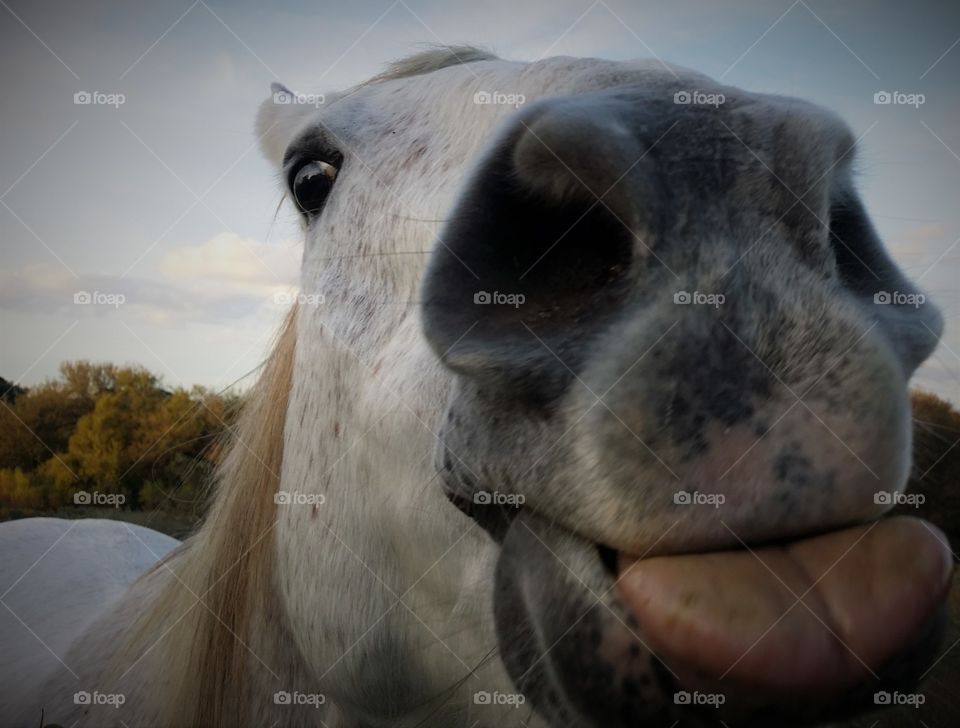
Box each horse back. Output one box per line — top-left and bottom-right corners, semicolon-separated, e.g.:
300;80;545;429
0;517;178;725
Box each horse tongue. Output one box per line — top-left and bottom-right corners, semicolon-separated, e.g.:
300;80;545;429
615;517;952;696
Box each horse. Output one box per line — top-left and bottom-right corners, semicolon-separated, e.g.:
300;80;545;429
1;46;954;727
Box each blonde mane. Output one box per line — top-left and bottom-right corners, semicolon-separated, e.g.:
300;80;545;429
110;304;297;726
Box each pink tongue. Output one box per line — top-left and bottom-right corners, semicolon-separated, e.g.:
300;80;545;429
616;517;953;695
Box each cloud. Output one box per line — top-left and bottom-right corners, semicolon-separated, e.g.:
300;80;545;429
889;223;950;263
157;232;299;295
0;233;302;327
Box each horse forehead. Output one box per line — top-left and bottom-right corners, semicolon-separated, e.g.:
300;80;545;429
302;57;855;240
331;57;852;159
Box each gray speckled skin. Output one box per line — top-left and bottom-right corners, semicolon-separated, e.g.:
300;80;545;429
422;71;944;726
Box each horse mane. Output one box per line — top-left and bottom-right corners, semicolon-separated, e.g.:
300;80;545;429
366;44;497;84
110;304;298;726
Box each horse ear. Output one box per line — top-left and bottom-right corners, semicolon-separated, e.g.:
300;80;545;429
256;82;315;169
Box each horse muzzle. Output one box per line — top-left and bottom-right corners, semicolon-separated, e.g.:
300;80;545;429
419;84;952;726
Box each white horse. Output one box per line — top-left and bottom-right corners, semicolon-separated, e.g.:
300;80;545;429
1;47;954;727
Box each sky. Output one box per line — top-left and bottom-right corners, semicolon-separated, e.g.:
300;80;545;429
1;0;959;403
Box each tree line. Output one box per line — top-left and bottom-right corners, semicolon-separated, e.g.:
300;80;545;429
1;362;958;541
0;363;241;529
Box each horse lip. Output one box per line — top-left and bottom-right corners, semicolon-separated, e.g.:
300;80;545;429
610;515;953;701
491;509;953;727
605;517;868;566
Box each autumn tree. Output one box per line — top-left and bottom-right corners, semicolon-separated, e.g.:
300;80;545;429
0;376;26;403
902;389;960;543
0;361;240;519
0;362;117;472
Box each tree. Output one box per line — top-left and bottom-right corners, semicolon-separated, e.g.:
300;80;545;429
902;390;960;543
59;362;118;399
0;362;120;472
0;361;241;527
0;376;26;404
0;468;42;509
0;382;96;471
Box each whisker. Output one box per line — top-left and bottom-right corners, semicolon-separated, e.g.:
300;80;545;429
388;214;449;223
272;193;288;226
410;645;501;728
913;416;960;433
310;250;432;263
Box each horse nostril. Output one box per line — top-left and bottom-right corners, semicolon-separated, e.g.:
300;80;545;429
421;102;645;401
510;99;652;229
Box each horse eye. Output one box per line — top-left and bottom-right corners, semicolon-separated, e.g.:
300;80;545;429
292;160;338;216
